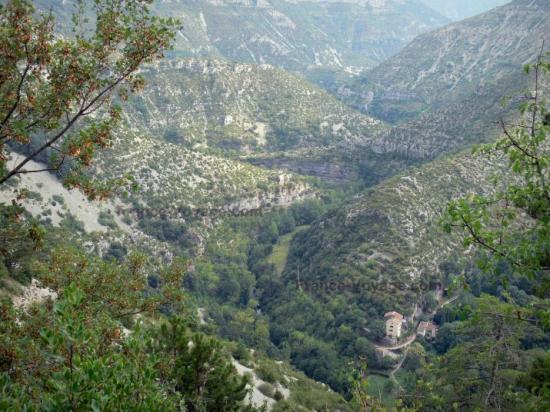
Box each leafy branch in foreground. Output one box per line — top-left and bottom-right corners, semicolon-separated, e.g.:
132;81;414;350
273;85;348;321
438;48;550;412
443;50;550;286
0;241;186;410
0;241;258;410
0;0;179;199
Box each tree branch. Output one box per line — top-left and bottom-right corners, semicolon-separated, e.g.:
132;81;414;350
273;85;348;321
12;156;66;175
459;212;524;269
0;62;31;141
531;41;545;139
0;72;129;186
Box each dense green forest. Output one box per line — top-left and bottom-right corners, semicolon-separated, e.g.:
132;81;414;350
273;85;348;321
0;0;549;411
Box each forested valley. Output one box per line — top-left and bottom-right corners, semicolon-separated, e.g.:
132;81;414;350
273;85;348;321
0;0;549;411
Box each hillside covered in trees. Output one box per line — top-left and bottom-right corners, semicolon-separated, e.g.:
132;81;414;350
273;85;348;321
0;0;549;411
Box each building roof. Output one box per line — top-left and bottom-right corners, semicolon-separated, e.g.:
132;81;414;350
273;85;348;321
418;321;437;333
384;311;404;321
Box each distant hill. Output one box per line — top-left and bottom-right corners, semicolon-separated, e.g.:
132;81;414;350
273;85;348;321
125;58;384;154
35;0;448;83
343;0;550;159
155;0;447;74
284;150;503;308
419;0;510;20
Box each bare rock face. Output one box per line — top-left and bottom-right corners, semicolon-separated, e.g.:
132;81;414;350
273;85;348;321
223;182;313;214
12;279;57;310
248;157;359;183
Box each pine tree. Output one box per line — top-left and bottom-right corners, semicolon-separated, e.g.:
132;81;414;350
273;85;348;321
153;317;250;412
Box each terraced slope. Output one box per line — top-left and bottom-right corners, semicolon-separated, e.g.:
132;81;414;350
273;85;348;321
95;130;313;218
125;58;384;154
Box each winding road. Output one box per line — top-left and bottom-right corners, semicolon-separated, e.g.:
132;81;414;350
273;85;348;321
374;333;417;351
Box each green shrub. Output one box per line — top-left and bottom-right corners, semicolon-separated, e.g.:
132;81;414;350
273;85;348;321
232;342;251;365
51;194;65;205
0;261;9;278
163;128;183;143
244;371;254;384
60;213;85;234
104;242;128;262
256;364;278;384
26;190;43;202
98;210;118;230
258;382;275;398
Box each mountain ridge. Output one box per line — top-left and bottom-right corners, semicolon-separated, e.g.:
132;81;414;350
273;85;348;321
126;57;384;154
340;0;549;161
419;0;509;20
